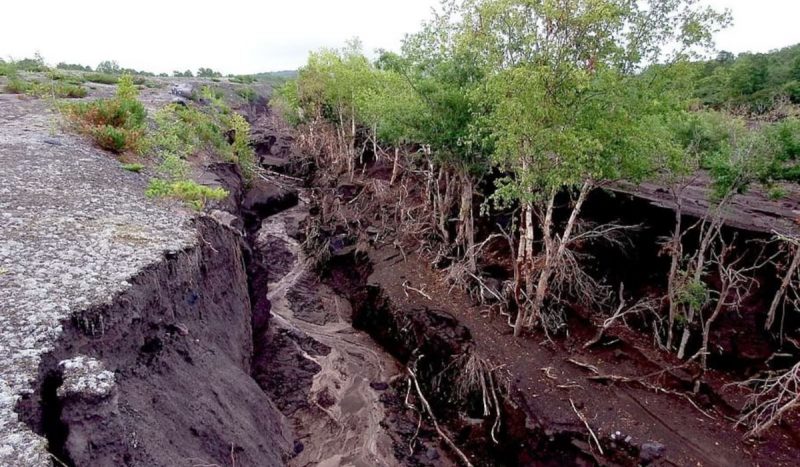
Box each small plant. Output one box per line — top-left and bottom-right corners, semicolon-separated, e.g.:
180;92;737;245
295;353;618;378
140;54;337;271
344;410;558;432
145;179;228;210
121;163;144;172
4;78;30;94
230;74;257;84
237;87;257;102
768;185;788;200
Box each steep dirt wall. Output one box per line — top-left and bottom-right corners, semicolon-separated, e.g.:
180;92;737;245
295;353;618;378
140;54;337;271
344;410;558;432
15;217;293;466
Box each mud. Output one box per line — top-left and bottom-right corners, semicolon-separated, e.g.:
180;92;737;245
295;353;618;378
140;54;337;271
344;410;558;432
251;198;405;466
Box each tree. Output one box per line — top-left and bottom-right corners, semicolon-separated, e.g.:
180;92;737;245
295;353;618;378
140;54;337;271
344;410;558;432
96;60;121;74
460;0;730;336
197;67;222;78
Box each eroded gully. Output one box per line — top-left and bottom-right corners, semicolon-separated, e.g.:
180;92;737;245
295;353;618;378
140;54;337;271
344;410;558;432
256;194;401;467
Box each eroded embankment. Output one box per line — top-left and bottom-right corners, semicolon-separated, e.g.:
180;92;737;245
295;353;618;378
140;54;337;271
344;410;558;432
318;247;600;467
16;215;293;466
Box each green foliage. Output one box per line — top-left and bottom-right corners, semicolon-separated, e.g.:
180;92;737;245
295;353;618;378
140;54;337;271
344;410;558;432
197;67;222;78
96;60;121;74
145;179;228;210
173;70;194;78
15;55;48;72
57;62;92;72
64;74;146;153
463;0;728;205
85;73;119;85
676;277;710;313
230;74;257;84
121;163;144;173
2;67;88;98
768;185;788;200
144;96;255;177
237;86;257;102
691;43;800;112
4;77;29;94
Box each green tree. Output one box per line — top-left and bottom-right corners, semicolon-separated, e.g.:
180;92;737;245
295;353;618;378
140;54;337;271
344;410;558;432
96;60;121;74
460;0;729;336
197;67;222;78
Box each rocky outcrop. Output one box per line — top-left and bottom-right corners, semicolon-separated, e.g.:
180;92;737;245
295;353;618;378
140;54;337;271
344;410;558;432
0;93;293;466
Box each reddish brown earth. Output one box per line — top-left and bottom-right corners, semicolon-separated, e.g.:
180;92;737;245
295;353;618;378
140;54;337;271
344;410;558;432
366;244;800;466
302;154;800;466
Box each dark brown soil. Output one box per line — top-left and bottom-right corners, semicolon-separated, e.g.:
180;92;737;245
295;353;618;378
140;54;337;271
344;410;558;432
302;155;800;466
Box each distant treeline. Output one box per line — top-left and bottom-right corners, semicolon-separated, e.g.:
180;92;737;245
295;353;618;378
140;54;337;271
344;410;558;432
0;55;297;84
692;44;800;112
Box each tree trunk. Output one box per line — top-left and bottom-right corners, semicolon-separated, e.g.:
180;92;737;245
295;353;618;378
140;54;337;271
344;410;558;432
456;173;477;273
700;291;727;370
666;204;683;350
765;243;800;330
514;188;556;337
529;181;591;332
390;147;401;186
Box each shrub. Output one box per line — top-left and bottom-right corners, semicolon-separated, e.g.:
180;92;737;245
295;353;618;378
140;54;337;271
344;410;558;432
237;86;257;102
145;179;228;210
63;74;146;152
230;75;257;84
4;78;30;94
121;163;144;173
85;73;119;85
768;185;788;200
26;81;88;98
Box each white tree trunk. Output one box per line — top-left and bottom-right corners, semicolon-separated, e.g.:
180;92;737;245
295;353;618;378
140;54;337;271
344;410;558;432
390;147;401;186
765;244;800;330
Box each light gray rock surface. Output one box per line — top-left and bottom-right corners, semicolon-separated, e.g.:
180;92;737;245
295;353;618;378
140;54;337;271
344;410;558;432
0;93;194;466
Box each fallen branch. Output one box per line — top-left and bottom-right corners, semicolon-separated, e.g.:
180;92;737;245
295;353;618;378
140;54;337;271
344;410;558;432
570;399;604;455
403;280;433;300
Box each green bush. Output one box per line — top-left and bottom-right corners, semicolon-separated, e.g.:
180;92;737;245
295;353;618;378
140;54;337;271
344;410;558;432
237;87;257;102
85;73;119;85
91;125;130;152
64;75;146;152
230;75;257;84
4;78;30;94
121;163;144;173
27;81;88;98
145;179;228;210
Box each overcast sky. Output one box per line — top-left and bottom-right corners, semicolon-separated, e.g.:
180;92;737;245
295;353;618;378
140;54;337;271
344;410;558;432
1;1;799;75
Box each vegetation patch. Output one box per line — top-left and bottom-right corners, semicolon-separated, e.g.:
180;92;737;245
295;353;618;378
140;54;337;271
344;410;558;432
145;179;227;210
63;75;146;152
84;73;119;85
121;163;144;173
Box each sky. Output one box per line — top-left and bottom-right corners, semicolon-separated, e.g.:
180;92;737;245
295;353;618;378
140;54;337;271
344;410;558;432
1;0;799;75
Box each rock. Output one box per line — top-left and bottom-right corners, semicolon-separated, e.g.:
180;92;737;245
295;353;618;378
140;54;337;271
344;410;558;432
260;155;291;173
293;440;305;455
171;96;188;107
639;441;666;465
170;83;194;99
210;210;241;231
369;381;389;391
242;178;298;227
425;448;440;461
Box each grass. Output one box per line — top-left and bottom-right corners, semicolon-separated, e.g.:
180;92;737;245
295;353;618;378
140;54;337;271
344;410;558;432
84;73;119;85
237;86;257;103
144;88;255;178
4;76;87;98
145;179;228;210
121;163;144;172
